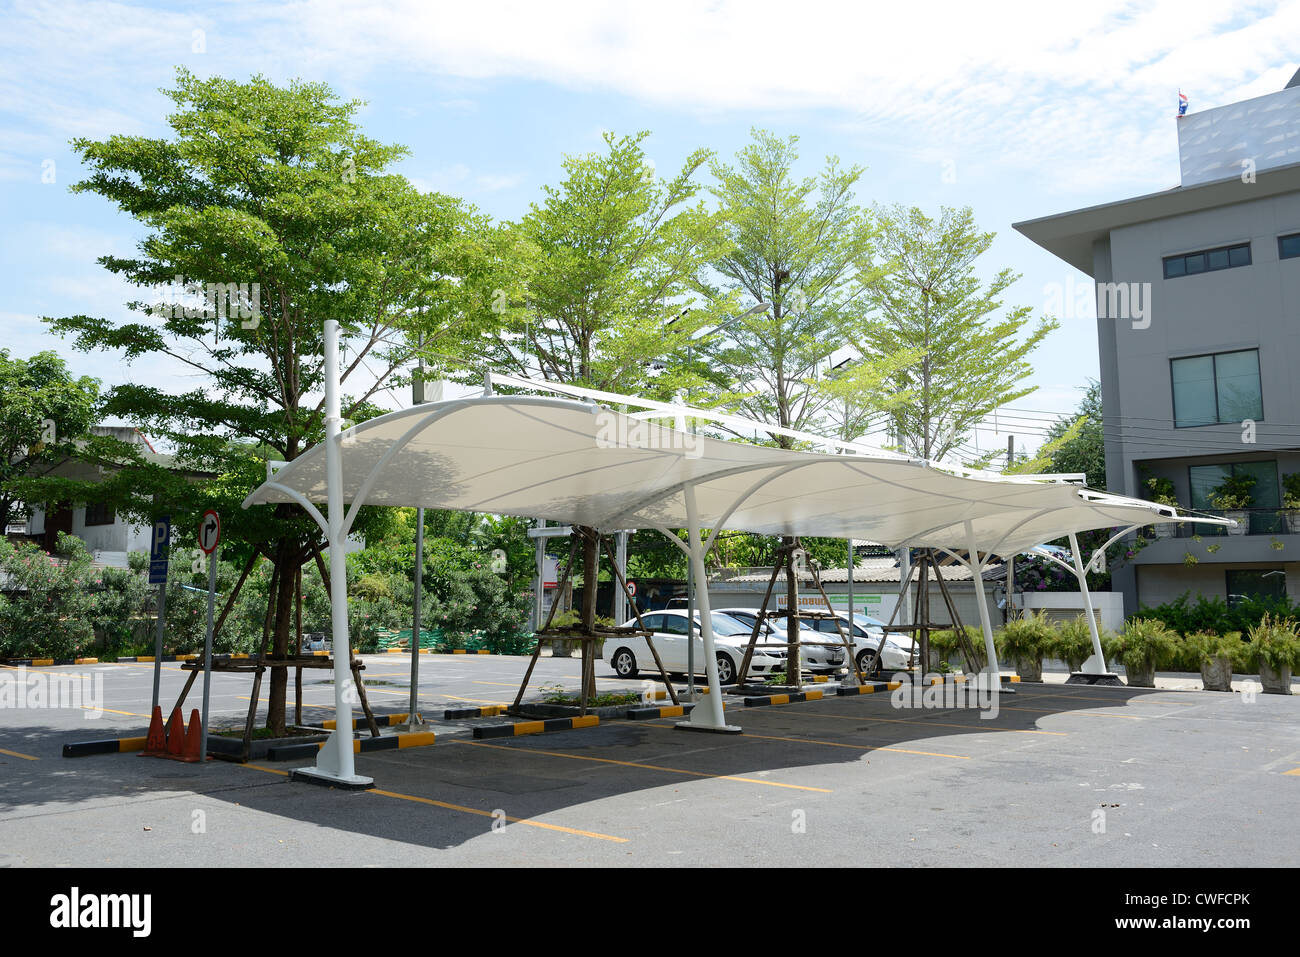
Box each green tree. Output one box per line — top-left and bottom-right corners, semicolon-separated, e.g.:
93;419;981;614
1037;380;1105;488
0;350;99;530
474;130;723;693
700;129;900;444
857;205;1058;461
45;70;488;734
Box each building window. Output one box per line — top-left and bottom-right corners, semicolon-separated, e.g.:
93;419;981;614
1226;568;1286;606
1171;349;1262;427
83;502;115;526
1162;242;1251;278
1279;233;1300;260
1188;462;1279;510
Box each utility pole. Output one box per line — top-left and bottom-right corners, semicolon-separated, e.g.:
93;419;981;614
399;333;428;732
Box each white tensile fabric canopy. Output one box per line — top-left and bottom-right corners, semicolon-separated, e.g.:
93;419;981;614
243;393;1195;556
243;326;1226;787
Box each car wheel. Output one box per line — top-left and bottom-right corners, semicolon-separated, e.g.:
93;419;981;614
612;648;638;679
857;649;882;677
715;652;736;685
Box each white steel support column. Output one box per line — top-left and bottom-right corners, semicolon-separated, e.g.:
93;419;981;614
1069;531;1110;675
293;320;372;789
964;521;1002;691
677;484;740;733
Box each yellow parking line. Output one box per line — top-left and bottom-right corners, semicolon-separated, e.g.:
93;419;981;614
460;739;831;793
369;788;628;843
1024;691;1196;707
80;705;151;718
768;706;1066;736
1284;767;1300;777
642;722;971;759
999;705;1143;720
239;763;289;776
0;748;39;761
735;729;970;760
443;694;514;705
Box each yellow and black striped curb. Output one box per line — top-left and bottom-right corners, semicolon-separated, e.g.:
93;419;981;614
267;731;437;761
473;715;599;739
443;705;509;719
6;657;107;667
743;689;826;707
922;674;1020;684
317;713;421;730
62;735;147;758
836;681;899;695
627;703;696;720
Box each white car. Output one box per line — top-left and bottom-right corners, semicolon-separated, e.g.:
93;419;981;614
712;607;846;675
806;612;917;675
605;610;785;685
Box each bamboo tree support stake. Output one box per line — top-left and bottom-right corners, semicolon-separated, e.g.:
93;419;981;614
598;534;678;705
809;559;867;685
512;536;579;711
736;561;785;686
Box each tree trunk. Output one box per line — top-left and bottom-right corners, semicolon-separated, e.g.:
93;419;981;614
579;526;599;701
264;540;299;736
785;536;800;685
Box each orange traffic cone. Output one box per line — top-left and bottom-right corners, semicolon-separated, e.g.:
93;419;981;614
143;706;166;756
165;707;186;757
178;709;204;762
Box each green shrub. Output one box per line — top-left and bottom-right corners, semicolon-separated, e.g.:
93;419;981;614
1049;616;1099;669
1244;614;1300;671
0;533;96;659
996;612;1053;661
1133;592;1300;637
1182;630;1247;671
1110;618;1177;670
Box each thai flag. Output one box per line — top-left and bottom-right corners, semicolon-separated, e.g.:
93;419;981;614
1178;91;1188;116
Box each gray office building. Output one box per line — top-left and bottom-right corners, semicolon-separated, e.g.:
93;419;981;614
1017;73;1300;614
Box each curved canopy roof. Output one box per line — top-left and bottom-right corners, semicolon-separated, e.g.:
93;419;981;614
243;393;1224;557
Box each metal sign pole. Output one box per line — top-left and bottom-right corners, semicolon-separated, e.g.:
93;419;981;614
200;541;217;759
148;515;170;714
151;584;166;712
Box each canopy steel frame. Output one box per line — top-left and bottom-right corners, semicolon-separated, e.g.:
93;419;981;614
244;329;1236;782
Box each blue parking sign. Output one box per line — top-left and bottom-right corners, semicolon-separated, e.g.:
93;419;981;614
148;516;170;585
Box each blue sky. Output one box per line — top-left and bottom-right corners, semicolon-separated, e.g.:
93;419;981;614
3;0;1300;460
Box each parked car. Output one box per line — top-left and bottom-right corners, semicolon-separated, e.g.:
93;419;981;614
806;612;917;675
605;610;785;685
711;607;846;675
300;632;329;654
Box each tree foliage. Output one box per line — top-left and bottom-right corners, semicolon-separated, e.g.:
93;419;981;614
856;205;1058;461
42;69;489;733
0;350;99;529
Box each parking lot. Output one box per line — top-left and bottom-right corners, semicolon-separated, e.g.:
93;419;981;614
2;654;1298;867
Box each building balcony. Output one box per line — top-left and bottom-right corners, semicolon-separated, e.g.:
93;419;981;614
1130;509;1300;566
1161;508;1300;538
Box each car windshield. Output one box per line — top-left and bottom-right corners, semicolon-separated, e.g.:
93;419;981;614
699;614;751;637
849;613;885;630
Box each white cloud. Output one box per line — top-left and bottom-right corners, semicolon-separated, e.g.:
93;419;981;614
5;0;1300;199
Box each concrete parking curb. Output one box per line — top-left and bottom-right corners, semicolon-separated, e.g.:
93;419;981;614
836;681;898;695
626;703;695;720
317;713;420;730
267;731;437;761
743;689;826;707
443;705;509;719
472;715;599;739
62;735;147;758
